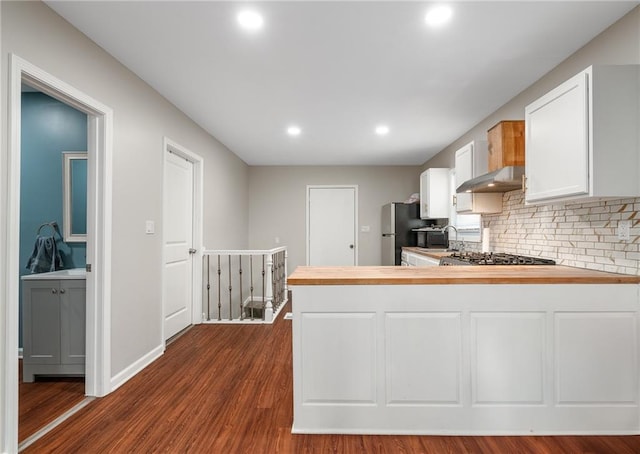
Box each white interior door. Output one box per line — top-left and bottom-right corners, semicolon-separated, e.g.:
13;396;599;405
307;186;357;266
163;151;194;340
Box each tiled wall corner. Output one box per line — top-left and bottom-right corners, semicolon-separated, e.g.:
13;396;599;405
482;190;640;275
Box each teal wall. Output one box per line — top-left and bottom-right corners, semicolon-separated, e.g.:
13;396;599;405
19;92;87;347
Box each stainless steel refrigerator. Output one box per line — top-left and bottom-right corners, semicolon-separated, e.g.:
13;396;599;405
381;203;428;266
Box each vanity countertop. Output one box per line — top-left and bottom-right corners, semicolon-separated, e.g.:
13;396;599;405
22;268;86;280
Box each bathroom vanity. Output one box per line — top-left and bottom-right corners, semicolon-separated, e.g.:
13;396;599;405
21;268;86;382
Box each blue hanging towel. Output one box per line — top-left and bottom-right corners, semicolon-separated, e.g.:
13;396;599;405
26;235;63;273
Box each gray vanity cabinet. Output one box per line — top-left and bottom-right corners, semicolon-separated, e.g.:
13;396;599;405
22;278;86;382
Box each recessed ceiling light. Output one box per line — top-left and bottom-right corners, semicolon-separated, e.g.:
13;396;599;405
425;5;453;27
237;9;264;31
287;125;301;136
375;125;389;136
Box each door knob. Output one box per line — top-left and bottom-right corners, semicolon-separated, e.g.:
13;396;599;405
51;288;57;294
189;248;197;254
349;244;354;249
60;289;66;294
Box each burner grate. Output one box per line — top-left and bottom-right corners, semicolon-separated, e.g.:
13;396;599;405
440;252;556;266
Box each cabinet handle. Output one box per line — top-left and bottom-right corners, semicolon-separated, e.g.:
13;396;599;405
51;288;57;294
452;195;457;206
60;289;66;294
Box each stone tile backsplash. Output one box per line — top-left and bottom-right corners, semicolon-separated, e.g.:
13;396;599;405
481;190;640;275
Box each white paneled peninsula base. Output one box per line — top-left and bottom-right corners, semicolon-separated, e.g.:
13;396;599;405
288;266;640;435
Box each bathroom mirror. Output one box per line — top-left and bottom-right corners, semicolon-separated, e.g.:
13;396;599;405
62;152;87;242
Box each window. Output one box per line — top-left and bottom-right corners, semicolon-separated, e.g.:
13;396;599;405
448;169;481;242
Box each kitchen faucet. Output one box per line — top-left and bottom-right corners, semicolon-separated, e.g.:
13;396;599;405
441;224;461;251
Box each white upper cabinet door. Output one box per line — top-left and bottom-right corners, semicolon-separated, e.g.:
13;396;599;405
420;168;450;219
525;71;589;203
525;65;640;204
455;142;474;213
454;141;502;214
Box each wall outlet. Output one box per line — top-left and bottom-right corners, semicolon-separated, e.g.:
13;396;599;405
618;220;631;241
145;220;155;234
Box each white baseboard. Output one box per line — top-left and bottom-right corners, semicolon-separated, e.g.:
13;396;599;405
110;344;164;392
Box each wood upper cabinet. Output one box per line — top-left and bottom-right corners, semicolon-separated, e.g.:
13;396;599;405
487;120;525;172
525;65;640;204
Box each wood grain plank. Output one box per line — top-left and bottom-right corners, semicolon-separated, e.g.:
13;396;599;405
18;360;85;442
23;302;640;453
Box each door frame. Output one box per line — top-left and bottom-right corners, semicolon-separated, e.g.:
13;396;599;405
2;54;113;451
305;185;358;266
161;138;203;344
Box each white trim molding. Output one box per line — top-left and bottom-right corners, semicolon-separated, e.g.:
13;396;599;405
110;344;164;392
2;54;114;453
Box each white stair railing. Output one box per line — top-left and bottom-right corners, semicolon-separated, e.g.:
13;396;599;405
202;247;288;324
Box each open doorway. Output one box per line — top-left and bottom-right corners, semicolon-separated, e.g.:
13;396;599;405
2;54;113;452
17;86;88;443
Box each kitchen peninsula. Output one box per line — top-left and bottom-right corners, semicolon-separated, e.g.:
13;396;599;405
288;265;640;435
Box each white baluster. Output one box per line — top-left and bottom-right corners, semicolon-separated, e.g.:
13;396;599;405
284;248;288;300
264;253;274;322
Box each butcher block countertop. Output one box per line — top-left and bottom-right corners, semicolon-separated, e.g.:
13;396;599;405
287;265;640;285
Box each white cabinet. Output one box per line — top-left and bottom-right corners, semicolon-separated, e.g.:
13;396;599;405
419;168;450;219
416;255;440;266
403;251;440;267
454;141;502;214
525;65;640;204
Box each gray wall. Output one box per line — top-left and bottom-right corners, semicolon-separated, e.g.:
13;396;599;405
248;166;421;271
423;5;640;170
1;1;249;379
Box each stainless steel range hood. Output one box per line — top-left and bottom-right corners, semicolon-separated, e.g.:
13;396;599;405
456;166;524;193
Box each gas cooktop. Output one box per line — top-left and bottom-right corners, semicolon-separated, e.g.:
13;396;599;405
439;252;556;266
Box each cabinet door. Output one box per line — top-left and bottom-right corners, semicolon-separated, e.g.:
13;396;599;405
419;171;429;219
416;255;440;267
60;280;86;365
454;143;474;212
23;281;61;365
421;169;450;219
525;71;589;202
488;121;525;171
406;252;418;266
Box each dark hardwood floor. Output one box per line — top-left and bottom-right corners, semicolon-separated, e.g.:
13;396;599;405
24;302;640;453
18;360;85;443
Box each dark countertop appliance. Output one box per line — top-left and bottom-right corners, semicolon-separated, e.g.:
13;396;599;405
413;227;448;249
439;252;556;266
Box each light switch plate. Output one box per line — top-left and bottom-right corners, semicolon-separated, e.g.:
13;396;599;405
145;220;155;234
361;225;370;232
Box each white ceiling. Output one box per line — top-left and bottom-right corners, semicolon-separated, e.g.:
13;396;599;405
45;1;639;166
